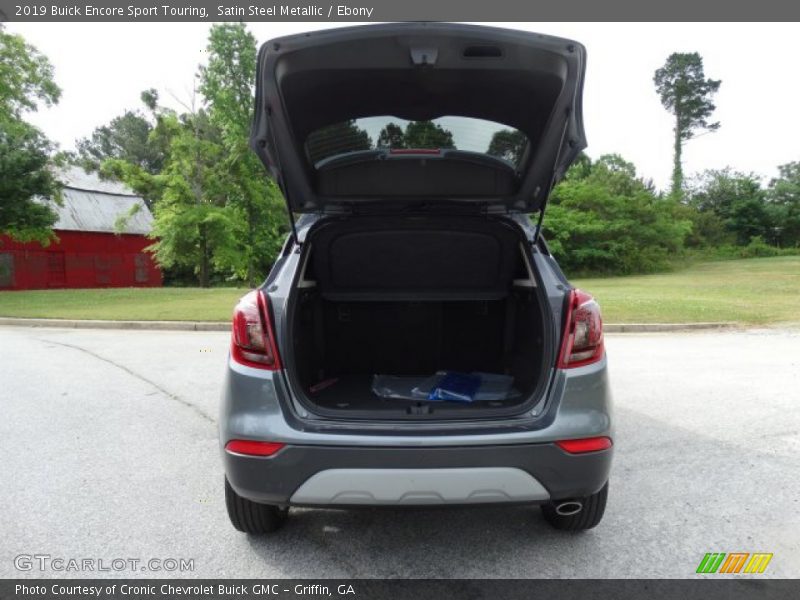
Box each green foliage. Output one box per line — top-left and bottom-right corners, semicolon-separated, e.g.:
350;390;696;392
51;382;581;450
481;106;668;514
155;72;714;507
53;24;798;285
376;122;404;148
100;24;290;287
106;110;242;287
546;154;799;276
654;52;721;198
0;25;61;244
563;152;593;181
0;24;61;119
306;119;372;164
688;169;771;245
404;121;455;149
199;24;258;141
684;242;799;262
112;202;142;234
376;120;454;149
487;129;527;163
0;119;61;244
199;22;288;286
76;109;165;179
766;161;800;248
543;154;692;274
682;208;732;248
738;235;781;258
654;53;721;142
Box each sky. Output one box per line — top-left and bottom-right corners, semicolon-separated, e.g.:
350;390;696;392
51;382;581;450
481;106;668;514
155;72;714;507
6;21;800;191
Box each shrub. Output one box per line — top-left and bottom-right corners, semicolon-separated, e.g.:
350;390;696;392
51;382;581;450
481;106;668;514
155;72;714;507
738;236;780;258
542;154;692;275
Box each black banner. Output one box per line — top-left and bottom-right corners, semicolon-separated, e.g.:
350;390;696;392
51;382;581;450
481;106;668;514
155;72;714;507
2;580;799;600
1;0;800;22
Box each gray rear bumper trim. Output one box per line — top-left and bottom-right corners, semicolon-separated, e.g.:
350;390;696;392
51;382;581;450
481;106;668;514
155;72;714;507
289;467;551;505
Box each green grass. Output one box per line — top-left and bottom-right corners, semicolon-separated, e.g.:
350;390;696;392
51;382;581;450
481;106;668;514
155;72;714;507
1;256;798;324
574;256;800;325
0;287;248;321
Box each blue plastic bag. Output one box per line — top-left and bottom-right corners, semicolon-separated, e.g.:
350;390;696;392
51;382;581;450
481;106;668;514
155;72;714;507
427;372;482;403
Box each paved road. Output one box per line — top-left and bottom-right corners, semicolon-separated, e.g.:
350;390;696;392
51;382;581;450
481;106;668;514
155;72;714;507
1;326;798;578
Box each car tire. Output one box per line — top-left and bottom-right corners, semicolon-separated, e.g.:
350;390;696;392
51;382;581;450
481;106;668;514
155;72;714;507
541;482;608;531
225;477;288;534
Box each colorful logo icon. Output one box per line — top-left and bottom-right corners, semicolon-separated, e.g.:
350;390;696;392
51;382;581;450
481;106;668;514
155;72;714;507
696;553;773;574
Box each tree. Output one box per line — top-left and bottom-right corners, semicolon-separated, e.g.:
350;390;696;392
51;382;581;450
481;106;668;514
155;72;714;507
97;93;168;213
76;107;165;178
107;108;243;288
148;113;240;288
104;24;292;287
487;129;527;163
543;154;692;274
590;154;638;191
0;120;60;243
0;25;61;244
307;119;372;163
563;152;593;182
199;23;289;286
688;169;770;245
654;53;721;198
402;120;454;149
766;161;800;247
375;120;455;150
0;25;60;118
376;122;405;149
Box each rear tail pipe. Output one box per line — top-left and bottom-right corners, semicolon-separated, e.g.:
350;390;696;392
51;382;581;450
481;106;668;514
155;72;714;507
554;501;583;516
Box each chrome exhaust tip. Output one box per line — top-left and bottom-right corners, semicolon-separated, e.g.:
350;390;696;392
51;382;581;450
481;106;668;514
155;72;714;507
554;501;583;516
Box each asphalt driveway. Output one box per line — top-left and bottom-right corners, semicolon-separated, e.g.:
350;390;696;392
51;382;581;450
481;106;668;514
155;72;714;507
1;326;798;578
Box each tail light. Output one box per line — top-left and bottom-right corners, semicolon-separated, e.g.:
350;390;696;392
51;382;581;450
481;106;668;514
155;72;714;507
556;436;613;454
225;440;285;457
557;289;604;369
231;290;281;370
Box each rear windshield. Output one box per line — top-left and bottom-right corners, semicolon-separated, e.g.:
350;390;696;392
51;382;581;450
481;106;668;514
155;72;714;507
305;116;528;168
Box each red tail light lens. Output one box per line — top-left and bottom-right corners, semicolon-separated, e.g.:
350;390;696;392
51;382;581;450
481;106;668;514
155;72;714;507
557;289;604;369
231;290;281;370
225;440;285;457
556;436;613;454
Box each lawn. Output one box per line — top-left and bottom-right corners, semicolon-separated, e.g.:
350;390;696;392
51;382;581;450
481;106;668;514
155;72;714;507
0;287;248;322
574;255;800;325
0;256;798;324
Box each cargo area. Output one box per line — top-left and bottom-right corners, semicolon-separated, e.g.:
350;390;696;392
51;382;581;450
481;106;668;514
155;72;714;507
284;216;553;419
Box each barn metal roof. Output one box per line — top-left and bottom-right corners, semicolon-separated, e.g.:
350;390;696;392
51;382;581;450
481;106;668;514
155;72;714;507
40;167;154;235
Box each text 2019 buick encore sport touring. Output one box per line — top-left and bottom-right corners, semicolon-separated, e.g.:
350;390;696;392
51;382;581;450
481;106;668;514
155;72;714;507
220;23;613;533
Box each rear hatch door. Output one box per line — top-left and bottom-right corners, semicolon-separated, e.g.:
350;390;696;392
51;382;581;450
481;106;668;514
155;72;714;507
251;23;586;214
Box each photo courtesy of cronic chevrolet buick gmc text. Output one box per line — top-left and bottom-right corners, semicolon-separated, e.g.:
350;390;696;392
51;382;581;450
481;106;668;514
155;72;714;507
220;23;613;534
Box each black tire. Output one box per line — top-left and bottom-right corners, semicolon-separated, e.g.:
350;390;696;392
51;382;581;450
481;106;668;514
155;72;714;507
225;477;288;534
541;482;608;531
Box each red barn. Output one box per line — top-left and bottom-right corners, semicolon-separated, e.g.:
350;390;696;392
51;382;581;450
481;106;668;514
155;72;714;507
0;167;162;290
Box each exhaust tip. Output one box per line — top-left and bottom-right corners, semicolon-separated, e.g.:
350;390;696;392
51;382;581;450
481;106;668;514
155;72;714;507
554;501;583;516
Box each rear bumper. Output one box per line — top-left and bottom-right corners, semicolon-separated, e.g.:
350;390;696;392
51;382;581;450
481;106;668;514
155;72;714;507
224;443;612;507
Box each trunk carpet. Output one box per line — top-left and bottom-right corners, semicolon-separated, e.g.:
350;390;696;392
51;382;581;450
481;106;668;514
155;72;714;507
305;374;519;414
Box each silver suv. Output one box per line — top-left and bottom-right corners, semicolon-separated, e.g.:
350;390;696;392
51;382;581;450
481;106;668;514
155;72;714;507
220;23;613;534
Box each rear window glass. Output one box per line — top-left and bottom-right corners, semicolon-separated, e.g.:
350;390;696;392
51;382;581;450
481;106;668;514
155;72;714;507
305;116;528;168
